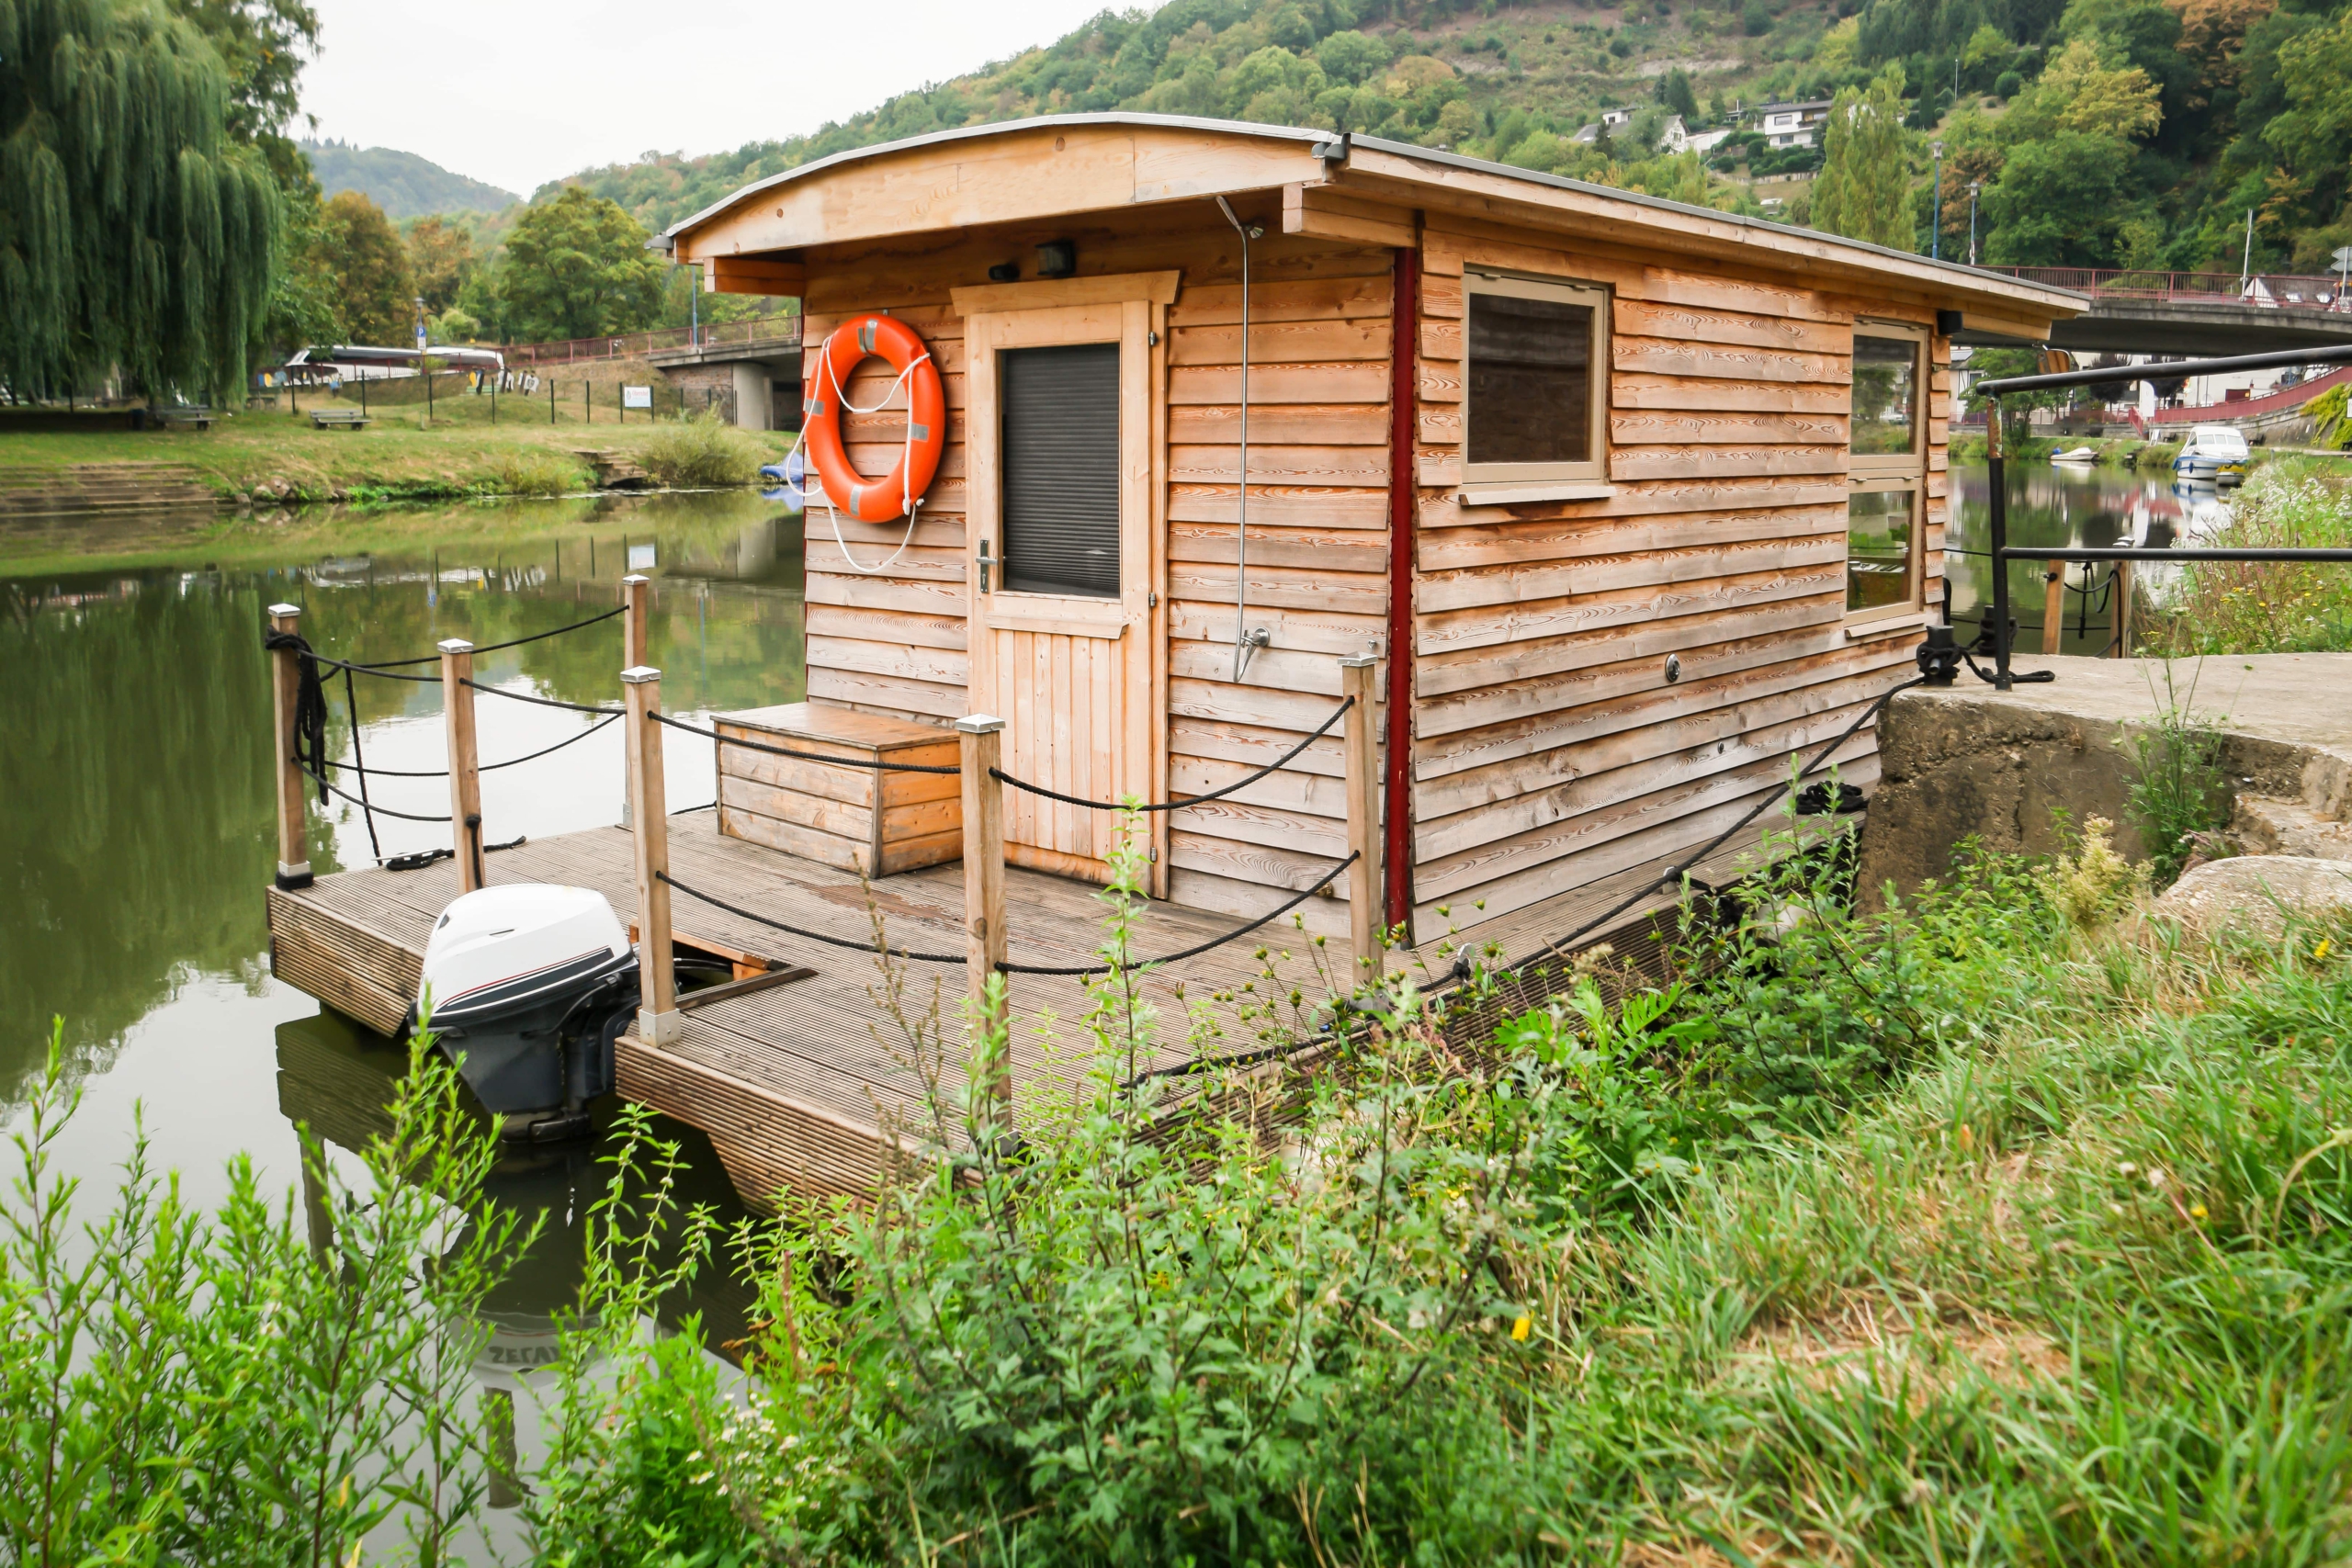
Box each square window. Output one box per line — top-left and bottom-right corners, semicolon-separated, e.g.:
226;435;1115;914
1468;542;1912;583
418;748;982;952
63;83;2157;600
1846;488;1916;614
1464;273;1608;483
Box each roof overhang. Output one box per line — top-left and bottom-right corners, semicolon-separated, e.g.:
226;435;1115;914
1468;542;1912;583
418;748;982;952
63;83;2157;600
667;112;2083;332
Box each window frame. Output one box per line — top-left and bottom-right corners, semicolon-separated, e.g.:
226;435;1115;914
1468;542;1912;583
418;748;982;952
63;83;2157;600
1461;268;1611;488
1845;321;1929;626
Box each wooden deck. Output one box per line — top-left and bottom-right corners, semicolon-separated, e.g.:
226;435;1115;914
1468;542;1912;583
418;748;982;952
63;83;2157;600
266;808;1826;1210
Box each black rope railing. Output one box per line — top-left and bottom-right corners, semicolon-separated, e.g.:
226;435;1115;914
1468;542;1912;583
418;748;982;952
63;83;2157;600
655;871;966;964
322;603;632;671
458;677;624;716
1001;851;1360;977
310;714;622;781
647;710;962;773
295;763;454;823
989;696;1353;814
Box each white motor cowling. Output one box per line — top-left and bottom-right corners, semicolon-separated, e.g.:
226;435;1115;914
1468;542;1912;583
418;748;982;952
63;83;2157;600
411;884;638;1137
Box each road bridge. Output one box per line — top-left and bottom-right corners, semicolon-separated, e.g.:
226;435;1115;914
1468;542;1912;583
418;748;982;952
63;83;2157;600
646;331;802;432
1961;267;2352;355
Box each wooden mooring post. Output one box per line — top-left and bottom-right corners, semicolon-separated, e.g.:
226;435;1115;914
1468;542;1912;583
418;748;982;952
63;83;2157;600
2113;560;2134;656
622;571;650;666
2042;569;2065;656
956;714;1010;1118
267;603;311;891
438;638;485;892
623;665;680;1045
1339;655;1382;984
619;573;650;828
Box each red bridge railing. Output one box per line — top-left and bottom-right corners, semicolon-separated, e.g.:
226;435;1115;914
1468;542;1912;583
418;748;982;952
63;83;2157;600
1990;267;2350;310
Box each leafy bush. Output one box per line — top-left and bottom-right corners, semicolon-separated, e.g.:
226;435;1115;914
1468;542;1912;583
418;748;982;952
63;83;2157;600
639;412;766;488
0;1026;532;1566
2148;461;2352;652
492;446;590;496
2306;381;2352;449
1994;67;2024;98
2136;438;2182;472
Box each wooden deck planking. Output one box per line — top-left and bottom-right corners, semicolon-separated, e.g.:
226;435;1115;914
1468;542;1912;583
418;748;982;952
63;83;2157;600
266;811;1374;1206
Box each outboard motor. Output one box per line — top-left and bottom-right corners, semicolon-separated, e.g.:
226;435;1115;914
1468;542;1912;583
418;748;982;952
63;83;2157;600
404;884;639;1142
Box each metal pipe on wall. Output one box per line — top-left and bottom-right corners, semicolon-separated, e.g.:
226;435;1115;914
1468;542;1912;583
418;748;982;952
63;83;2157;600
1216;196;1267;681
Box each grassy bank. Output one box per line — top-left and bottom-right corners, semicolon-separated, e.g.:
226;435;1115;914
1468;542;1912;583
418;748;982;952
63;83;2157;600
12;814;2352;1562
0;400;791;502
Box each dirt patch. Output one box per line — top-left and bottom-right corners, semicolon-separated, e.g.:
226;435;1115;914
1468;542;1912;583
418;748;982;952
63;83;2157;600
1732;1294;2071;1407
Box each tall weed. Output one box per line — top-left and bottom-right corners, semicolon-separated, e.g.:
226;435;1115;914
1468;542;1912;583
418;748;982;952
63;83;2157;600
639;413;765;489
2149;461;2352;653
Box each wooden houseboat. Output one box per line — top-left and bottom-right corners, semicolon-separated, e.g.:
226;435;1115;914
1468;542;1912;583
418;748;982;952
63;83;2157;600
664;113;2086;942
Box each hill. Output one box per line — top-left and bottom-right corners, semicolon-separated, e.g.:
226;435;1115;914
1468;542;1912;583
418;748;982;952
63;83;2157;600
529;0;2352;280
303;141;519;219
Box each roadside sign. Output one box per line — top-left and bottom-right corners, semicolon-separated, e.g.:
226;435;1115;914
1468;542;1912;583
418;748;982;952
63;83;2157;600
622;384;652;410
2333;245;2352;269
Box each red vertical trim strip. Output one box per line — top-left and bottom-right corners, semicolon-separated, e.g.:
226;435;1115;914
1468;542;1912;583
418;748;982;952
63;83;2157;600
1385;239;1419;936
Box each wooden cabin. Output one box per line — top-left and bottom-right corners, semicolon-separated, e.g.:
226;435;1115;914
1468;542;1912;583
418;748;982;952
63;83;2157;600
665;114;2085;944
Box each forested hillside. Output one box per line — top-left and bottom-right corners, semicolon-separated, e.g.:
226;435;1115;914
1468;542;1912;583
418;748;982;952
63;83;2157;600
302;141;518;219
546;0;2352;276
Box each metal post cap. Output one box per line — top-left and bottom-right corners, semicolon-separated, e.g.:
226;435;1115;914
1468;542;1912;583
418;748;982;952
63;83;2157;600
956;714;1007;734
267;602;301;617
622;572;650;584
436;637;475;653
1338;653;1377;669
620;665;663;684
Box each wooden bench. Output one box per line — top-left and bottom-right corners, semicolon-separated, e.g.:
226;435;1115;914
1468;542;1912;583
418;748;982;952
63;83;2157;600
310;410;370;430
713;703;961;875
151;408;211;431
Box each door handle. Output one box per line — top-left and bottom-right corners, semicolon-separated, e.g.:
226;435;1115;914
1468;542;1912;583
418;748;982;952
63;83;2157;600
977;540;1001;593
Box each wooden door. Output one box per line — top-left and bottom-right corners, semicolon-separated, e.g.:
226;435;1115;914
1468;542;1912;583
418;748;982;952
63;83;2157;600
964;288;1167;886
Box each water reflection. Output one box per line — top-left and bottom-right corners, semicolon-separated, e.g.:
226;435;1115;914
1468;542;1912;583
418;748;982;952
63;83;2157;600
1948;462;2231;652
0;490;802;1343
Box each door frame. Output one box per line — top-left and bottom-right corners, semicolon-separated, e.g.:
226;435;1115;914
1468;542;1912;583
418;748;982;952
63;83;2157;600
953;270;1175;894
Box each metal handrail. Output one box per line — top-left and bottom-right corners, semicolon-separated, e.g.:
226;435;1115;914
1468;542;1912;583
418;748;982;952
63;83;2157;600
1973;342;2352;689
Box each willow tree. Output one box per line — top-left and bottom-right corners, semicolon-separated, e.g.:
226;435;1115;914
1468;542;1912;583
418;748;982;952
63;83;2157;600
0;0;278;404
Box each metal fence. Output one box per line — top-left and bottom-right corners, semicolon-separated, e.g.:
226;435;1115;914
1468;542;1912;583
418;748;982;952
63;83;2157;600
496;316;804;367
1991;266;2349;309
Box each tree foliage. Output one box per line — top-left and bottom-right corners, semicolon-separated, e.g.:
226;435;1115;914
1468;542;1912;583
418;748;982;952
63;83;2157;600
0;0;278;402
497;186;663;343
319;190;413;344
403;214;474;315
1813;63;1917;247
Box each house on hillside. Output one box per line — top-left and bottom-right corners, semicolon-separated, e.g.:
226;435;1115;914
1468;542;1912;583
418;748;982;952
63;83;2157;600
662;113;2082;946
1758;99;1833;149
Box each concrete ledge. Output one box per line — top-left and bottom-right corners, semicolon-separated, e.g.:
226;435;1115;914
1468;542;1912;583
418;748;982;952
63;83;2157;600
1853;652;2352;908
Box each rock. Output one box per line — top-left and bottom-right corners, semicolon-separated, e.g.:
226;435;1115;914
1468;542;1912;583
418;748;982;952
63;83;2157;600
2152;856;2352;943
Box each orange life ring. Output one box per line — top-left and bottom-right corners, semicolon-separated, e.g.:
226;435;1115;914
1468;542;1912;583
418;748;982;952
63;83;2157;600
802;314;945;523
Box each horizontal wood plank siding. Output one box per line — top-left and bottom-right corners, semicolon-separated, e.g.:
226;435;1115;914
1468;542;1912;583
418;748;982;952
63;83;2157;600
801;211;1394;937
1407;217;1941;930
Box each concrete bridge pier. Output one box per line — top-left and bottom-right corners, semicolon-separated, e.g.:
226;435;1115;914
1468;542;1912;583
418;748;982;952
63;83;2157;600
650;332;801;433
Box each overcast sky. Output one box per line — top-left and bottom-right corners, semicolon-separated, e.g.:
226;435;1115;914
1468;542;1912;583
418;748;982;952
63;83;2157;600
303;0;1115;197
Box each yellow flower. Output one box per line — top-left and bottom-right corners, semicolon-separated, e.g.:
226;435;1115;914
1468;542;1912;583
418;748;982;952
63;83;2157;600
1511;1314;1532;1342
2191;1203;2209;1221
2316;940;2334;962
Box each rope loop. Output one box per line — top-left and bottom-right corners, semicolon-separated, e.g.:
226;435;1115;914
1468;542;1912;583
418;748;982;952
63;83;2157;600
989;695;1353;814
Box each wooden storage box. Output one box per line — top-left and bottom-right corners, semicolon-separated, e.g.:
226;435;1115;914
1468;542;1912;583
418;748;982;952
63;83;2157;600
714;703;961;874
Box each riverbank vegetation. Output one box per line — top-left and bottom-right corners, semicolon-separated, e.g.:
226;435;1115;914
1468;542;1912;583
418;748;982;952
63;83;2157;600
10;816;2352;1562
2148;455;2352;654
0;404;789;503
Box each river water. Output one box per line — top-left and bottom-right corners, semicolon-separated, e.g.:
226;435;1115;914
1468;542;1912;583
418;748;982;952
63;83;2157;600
0;488;808;1357
0;460;2220;1317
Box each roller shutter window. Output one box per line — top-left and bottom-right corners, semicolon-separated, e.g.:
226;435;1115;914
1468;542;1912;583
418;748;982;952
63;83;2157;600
1001;343;1122;599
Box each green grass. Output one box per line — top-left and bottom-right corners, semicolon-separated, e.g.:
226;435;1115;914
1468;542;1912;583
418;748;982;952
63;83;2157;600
2148;457;2352;654
17;818;2352;1563
0;398;793;502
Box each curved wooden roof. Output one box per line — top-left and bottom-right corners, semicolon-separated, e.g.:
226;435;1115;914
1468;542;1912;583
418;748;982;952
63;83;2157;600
665;112;2083;330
